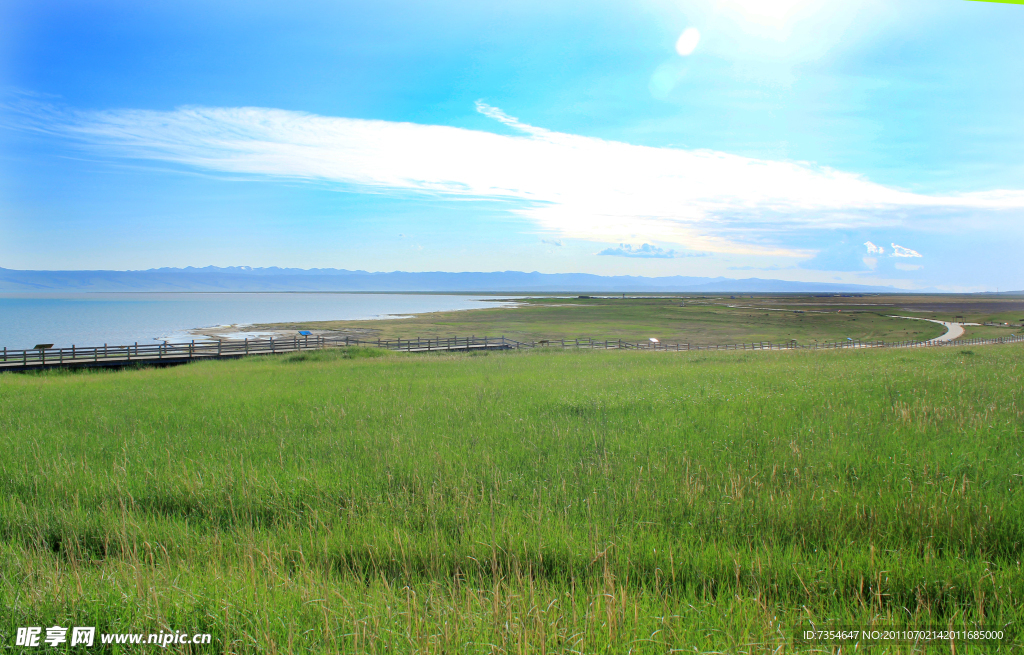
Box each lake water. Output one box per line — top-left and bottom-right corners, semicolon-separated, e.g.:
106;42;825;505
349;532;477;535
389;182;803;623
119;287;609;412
0;293;517;350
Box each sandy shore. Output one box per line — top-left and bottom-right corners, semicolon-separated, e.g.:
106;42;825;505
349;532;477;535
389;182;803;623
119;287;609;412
188;324;380;342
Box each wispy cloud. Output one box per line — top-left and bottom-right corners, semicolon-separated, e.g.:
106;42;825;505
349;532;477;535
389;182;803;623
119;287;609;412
864;241;884;255
891;243;922;258
597;243;708;258
727;264;785;271
14;100;1024;257
541;238;562;247
473;101;550;138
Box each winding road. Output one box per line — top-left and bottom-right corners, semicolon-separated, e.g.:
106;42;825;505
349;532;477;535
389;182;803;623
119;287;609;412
889;316;972;342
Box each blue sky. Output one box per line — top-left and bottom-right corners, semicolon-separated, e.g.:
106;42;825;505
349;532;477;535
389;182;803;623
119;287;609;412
1;0;1022;290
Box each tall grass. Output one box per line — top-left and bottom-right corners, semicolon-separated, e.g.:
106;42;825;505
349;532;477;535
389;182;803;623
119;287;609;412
1;345;1022;652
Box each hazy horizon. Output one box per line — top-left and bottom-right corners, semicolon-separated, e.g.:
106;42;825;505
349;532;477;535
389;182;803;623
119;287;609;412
0;265;989;294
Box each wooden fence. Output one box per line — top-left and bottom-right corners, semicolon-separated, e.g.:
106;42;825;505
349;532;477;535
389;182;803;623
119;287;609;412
1;332;1021;372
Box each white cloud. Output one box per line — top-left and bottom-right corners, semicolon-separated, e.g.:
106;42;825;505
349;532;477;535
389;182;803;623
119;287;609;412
598;243;708;258
541;238;562;247
864;241;884;255
21;101;1024;257
472;101;550;138
891;243;922;258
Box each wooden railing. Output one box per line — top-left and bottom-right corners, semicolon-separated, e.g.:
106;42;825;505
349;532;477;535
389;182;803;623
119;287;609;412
0;334;347;369
1;332;1021;371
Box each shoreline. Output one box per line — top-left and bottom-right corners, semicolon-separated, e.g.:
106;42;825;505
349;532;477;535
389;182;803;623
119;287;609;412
0;293;523;350
188;300;528;342
187;323;382;343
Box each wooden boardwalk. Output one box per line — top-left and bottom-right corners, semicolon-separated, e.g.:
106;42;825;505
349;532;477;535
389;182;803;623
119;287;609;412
0;335;517;372
1;332;1021;373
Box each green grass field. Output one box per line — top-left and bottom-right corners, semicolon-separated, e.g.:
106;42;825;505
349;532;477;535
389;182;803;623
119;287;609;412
262;296;953;345
960;325;1022;340
2;344;1023;653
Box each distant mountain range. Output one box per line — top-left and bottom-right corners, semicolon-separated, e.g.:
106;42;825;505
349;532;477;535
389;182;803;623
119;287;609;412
0;266;915;293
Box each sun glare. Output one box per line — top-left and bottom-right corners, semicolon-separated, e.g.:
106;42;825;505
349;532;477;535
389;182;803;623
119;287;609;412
674;27;701;56
727;0;807;22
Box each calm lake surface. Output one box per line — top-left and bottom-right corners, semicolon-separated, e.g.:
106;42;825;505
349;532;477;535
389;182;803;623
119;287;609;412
0;293;516;350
